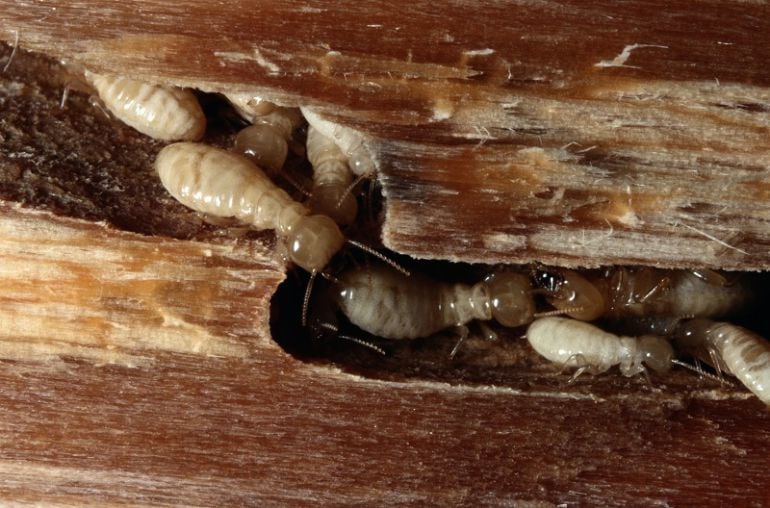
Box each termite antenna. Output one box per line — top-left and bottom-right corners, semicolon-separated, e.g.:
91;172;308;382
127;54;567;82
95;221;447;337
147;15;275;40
337;333;387;355
301;269;318;327
449;325;470;359
60;83;71;109
346;239;410;276
281;171;312;198
335;173;368;210
319;322;339;333
671;359;735;386
315;322;385;355
2;29;19;73
534;306;585;318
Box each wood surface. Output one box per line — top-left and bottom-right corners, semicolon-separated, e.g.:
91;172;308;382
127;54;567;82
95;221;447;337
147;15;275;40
1;3;770;506
1;0;769;268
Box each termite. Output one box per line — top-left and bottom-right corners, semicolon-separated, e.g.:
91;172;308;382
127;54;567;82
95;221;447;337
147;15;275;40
535;267;750;322
228;94;304;174
155;142;342;273
674;319;770;405
335;262;534;345
300;106;377;178
155;142;405;322
305;125;358;225
526;316;674;378
84;71;206;141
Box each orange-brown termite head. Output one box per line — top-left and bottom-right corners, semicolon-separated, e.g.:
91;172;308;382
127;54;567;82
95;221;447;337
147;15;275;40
534;268;606;321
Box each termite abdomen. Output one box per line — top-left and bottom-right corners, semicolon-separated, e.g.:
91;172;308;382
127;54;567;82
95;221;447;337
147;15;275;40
674;319;770;405
306;125;358;225
85;71;205;141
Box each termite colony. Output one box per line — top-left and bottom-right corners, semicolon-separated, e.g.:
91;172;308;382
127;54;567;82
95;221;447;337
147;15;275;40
84;71;770;407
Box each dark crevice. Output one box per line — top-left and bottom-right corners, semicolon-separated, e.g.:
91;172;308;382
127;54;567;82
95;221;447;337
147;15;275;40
270;259;770;398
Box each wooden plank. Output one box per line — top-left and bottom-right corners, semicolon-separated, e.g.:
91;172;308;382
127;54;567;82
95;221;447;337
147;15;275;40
1;1;769;268
0;7;769;506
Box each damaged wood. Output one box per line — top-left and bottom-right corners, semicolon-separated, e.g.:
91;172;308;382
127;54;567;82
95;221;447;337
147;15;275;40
1;3;770;505
2;0;769;268
0;203;281;367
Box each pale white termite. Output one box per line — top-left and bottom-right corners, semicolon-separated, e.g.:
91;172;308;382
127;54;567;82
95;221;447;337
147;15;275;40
227;93;304;173
84;71;206;141
526;317;674;377
674;319;770;405
300;106;377;177
305;125;358;225
155;142;406;327
535;267;749;322
155;142;344;273
335;262;534;341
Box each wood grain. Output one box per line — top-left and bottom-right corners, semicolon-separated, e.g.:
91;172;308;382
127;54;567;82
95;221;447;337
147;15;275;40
0;349;768;506
0;0;770;269
1;5;770;506
2;0;769;268
0;203;281;366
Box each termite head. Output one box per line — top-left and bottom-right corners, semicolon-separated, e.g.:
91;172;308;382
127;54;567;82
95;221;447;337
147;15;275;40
348;150;376;177
619;334;673;376
637;335;674;374
533;267;563;293
483;272;534;327
309;183;359;226
286;214;345;272
534;268;606;321
674;318;717;343
671;318;719;358
233;124;288;174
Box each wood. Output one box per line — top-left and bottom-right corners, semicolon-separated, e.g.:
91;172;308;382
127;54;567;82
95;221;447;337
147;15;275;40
1;4;770;506
1;0;769;268
0;203;281;366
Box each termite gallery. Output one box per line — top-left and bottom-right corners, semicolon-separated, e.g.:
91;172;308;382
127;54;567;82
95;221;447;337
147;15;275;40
84;71;770;406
